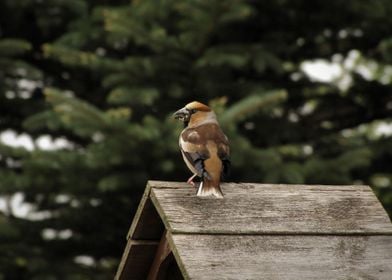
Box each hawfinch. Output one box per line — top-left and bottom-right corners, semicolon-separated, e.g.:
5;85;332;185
174;101;230;198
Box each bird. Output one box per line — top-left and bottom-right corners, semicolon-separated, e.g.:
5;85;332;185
173;101;230;198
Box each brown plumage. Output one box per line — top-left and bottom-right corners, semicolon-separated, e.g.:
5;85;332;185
174;101;230;198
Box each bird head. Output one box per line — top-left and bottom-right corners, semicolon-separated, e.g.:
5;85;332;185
173;101;213;127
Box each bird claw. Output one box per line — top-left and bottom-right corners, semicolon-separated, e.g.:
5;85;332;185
187;174;197;187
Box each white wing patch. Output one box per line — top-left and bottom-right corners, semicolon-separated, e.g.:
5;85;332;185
180;131;201;153
187;131;200;141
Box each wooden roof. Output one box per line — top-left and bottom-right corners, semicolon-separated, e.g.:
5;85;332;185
115;181;392;280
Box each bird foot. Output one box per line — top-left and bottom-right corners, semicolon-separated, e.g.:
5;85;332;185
187;174;197;187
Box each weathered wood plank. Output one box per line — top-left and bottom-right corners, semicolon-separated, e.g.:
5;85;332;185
127;182;167;240
147;230;172;280
117;181;185;279
150;182;392;235
169;234;392;280
115;240;159;280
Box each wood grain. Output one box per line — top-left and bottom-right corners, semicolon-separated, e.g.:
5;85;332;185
150;182;392;235
117;181;392;279
115;240;158;280
147;230;172;280
127;181;169;240
169;234;392;280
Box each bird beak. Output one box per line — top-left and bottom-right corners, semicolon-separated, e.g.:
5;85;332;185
173;107;189;121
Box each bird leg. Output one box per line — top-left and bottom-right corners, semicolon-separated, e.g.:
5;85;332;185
187;174;197;187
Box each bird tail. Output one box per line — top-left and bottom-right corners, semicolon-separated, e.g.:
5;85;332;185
196;179;224;198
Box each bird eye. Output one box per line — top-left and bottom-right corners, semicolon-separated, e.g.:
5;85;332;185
190;109;197;114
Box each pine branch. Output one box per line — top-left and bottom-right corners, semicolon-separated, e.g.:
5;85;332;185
220;89;287;125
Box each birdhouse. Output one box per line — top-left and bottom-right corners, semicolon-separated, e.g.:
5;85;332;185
115;181;392;279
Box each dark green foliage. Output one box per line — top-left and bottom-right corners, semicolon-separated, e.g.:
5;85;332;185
1;0;391;278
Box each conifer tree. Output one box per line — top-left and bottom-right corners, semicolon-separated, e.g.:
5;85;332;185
1;0;392;278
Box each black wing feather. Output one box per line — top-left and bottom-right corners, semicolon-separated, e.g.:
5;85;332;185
182;151;211;179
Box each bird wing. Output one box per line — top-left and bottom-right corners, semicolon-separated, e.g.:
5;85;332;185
218;140;230;178
180;129;209;177
180;123;230;178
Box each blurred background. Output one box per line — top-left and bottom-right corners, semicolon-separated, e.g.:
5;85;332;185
1;0;392;279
